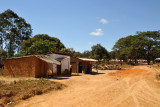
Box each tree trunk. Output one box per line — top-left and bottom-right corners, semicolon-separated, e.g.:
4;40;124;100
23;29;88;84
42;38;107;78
135;59;137;65
147;51;150;65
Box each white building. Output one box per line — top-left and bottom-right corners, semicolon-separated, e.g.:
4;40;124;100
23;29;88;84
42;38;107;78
48;52;70;75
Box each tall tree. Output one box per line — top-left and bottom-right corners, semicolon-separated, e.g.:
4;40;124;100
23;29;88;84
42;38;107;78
0;9;32;57
113;31;160;65
0;49;7;60
113;36;133;62
137;31;160;64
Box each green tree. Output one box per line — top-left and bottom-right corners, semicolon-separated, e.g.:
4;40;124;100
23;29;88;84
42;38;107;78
109;51;116;59
0;49;7;60
73;52;83;57
113;31;160;65
0;9;32;57
90;44;110;61
150;46;160;63
21;34;65;55
137;31;160;64
29;39;58;54
112;36;132;62
113;35;146;64
59;48;75;55
82;50;91;58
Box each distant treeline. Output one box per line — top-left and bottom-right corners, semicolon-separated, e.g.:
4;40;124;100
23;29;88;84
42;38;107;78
0;9;160;65
112;31;160;65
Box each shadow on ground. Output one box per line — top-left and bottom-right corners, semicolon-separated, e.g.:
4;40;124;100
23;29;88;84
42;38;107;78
86;71;105;75
47;74;81;80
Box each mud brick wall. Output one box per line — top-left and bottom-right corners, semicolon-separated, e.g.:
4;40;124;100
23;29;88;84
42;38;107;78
71;62;79;73
70;57;79;73
4;56;37;77
35;58;48;78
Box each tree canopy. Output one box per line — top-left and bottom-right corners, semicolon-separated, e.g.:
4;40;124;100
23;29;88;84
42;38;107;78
21;34;65;55
91;44;110;61
113;31;160;64
0;9;32;57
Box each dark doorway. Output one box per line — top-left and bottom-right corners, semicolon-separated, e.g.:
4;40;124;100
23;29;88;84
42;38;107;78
79;62;82;73
57;65;61;75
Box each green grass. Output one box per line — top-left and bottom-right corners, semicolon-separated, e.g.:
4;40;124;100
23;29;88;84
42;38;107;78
0;79;66;107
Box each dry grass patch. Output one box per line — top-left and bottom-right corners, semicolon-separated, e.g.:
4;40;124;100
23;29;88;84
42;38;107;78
0;68;3;76
152;64;160;81
156;73;160;80
0;79;66;107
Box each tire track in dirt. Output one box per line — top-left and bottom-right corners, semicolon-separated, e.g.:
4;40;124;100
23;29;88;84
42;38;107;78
106;77;142;107
15;66;160;107
105;66;160;107
135;80;160;107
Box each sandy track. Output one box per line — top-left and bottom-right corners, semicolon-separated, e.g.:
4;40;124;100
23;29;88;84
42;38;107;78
15;66;160;107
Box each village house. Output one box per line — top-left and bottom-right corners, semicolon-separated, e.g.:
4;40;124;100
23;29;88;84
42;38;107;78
4;55;60;77
155;58;160;64
70;57;98;74
47;52;70;75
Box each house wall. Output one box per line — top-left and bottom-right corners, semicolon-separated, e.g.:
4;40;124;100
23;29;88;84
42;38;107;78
70;57;79;73
35;58;48;77
71;57;95;73
61;58;70;72
81;61;90;71
71;62;79;73
49;53;70;72
155;60;160;63
48;63;57;75
4;56;37;77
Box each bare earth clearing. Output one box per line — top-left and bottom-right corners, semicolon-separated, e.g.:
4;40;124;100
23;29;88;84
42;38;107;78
15;65;160;107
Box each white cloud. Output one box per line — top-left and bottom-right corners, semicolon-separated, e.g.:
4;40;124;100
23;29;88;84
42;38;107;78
88;42;93;45
100;18;108;24
89;28;104;36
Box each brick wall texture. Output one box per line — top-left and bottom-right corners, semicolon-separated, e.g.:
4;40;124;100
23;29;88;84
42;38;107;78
4;56;48;77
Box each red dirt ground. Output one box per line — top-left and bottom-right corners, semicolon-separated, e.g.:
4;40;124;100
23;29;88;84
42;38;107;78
14;65;160;107
108;67;151;77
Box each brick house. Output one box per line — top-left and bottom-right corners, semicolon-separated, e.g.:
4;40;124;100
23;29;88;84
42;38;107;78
4;55;60;77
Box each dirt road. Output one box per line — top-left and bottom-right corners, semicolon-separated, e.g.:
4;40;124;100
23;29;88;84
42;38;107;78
15;65;160;107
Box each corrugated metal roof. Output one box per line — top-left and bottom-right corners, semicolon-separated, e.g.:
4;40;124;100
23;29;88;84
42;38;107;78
155;58;160;60
78;58;98;62
4;55;61;65
36;55;61;65
55;56;66;61
5;55;35;60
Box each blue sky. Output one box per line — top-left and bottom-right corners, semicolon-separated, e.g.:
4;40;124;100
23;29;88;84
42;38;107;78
1;0;160;52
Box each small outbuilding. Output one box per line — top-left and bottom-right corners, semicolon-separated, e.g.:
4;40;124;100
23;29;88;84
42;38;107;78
48;52;70;75
70;57;98;74
4;55;60;77
155;58;160;63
